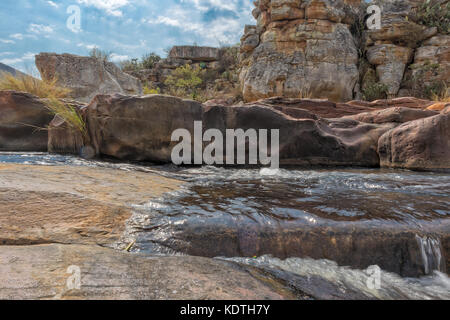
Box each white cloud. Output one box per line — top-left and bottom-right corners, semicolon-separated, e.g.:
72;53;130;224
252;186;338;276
0;39;15;44
0;52;36;66
77;43;98;50
77;0;130;17
10;33;24;40
47;1;59;8
28;24;54;34
145;3;252;45
110;53;130;62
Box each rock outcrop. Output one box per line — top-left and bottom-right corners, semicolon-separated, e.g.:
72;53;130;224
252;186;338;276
0;91;53;151
82;94;395;167
35;53;142;103
378;109;450;170
239;0;362;102
239;0;449;102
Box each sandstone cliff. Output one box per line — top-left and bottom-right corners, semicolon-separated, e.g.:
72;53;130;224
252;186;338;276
239;0;449;102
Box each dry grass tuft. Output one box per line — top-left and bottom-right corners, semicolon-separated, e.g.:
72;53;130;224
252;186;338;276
0;72;70;99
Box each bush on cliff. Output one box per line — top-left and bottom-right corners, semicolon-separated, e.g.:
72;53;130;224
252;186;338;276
89;47;111;62
164;64;203;100
415;0;450;34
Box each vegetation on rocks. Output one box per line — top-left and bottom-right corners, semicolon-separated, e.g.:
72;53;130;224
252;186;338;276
0;72;70;99
415;0;450;34
164;64;203;100
120;52;162;72
0;72;85;135
89;47;112;62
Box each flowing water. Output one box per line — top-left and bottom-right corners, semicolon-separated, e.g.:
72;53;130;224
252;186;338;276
1;152;449;299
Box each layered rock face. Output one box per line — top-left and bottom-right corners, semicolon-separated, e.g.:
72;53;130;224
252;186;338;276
240;0;449;101
35;53;142;103
239;0;362;102
364;0;442;97
0;91;53;151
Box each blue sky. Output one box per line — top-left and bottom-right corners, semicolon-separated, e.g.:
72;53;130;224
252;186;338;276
0;0;254;73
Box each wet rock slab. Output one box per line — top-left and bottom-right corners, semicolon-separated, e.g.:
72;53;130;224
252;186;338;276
0;244;298;300
0;163;182;247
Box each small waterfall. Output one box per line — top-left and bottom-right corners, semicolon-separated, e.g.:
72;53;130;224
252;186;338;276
416;235;445;275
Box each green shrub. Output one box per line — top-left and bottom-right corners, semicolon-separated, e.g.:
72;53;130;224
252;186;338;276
416;0;450;34
141;52;161;69
164;64;203;100
362;82;389;101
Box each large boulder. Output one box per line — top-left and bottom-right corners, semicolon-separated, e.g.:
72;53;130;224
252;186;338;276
35;53;142;103
239;0;361;102
378;110;450;170
0;90;53;151
85;94;203;162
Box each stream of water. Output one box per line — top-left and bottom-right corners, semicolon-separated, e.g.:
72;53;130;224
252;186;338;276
1;152;449;299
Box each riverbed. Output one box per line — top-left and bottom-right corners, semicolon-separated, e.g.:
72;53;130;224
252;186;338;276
0;152;449;299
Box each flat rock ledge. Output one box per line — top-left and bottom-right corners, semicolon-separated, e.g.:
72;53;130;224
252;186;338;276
0;244;299;300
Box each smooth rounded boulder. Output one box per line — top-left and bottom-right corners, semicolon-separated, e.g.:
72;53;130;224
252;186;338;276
378;111;450;170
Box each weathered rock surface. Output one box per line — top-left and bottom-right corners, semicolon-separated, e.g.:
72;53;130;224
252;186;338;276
378;111;450;170
0;163;182;246
169;46;220;62
364;0;448;98
35;53;142;103
85;94;394;166
343;107;438;124
253;97;380;118
86;94;203;162
203;103;394;167
0;244;299;300
239;0;361;102
408;35;450;93
139;213;449;278
0;91;53;151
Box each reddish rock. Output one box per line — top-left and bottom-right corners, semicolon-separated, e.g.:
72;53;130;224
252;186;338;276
0;90;54;151
378;112;450;170
343;107;438;124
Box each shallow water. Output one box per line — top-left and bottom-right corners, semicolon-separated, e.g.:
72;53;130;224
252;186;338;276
1;152;449;299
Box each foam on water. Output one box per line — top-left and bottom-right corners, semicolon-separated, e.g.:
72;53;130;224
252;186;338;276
221;255;450;300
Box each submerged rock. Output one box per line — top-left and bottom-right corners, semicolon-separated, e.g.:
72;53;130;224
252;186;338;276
0;91;53;151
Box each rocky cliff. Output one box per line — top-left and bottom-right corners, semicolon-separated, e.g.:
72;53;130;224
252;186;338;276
239;0;449;102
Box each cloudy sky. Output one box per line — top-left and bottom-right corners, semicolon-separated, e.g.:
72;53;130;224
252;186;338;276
0;0;254;73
